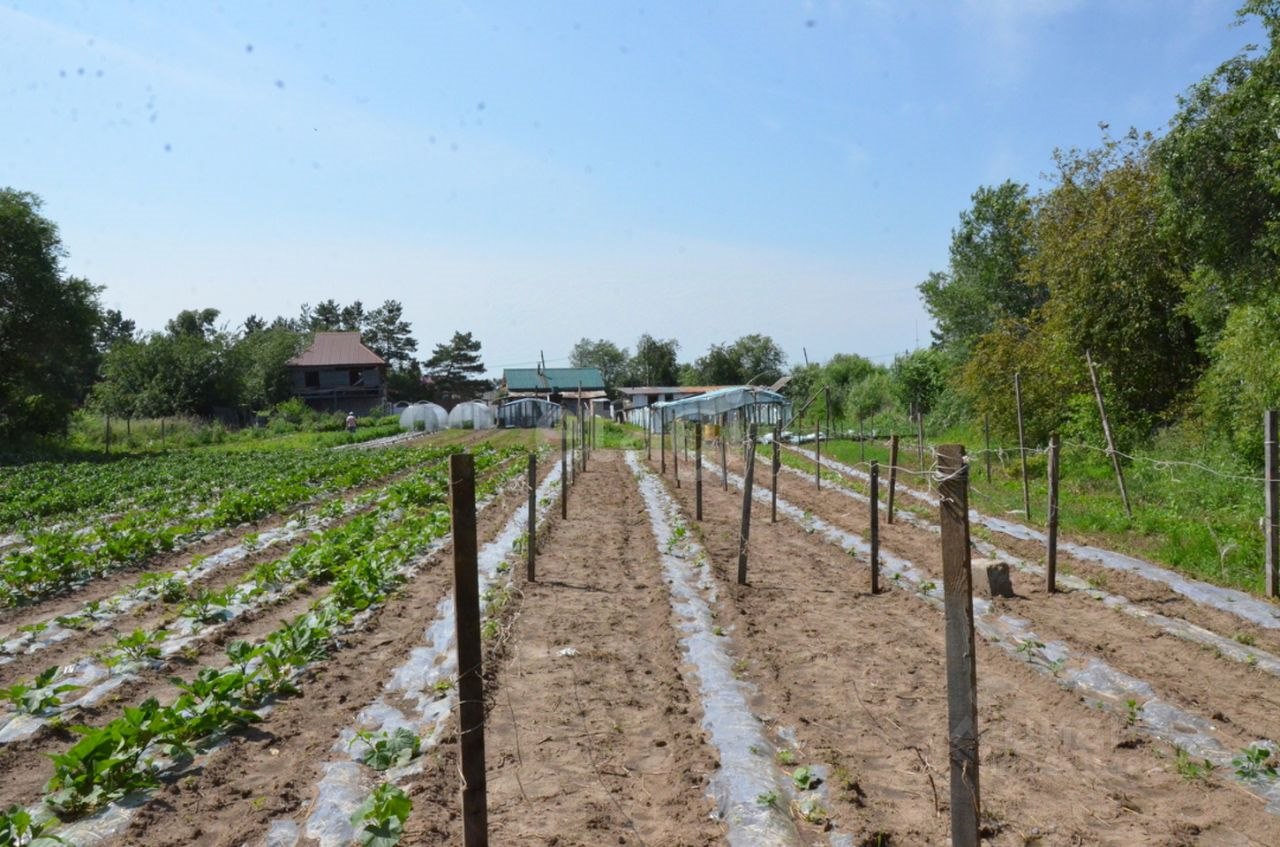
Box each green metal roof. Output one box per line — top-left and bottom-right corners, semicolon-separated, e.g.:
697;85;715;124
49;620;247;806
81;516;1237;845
504;367;605;392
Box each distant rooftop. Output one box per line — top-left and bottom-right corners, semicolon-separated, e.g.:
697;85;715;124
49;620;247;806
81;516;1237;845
503;367;605;392
288;332;386;368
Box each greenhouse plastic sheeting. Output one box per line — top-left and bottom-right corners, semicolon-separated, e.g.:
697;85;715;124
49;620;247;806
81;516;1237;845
497;397;563;428
446;400;495;429
652;386;789;424
397;402;447;432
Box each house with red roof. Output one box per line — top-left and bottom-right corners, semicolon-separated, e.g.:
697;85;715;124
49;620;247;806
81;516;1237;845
287;331;387;415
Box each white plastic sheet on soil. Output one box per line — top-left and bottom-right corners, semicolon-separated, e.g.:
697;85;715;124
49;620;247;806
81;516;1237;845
708;456;1280;813
274;459;563;847
628;451;818;846
776;459;1280;680
792;446;1280;631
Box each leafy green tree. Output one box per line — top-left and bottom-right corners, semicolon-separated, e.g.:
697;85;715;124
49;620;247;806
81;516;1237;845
1156;0;1280;341
1030;131;1199;425
627;334;680;386
96;309;136;352
569;338;630;393
890;348;947;417
687;334;787;386
1197;292;1280;454
919;180;1043;356
424;331;488;403
0;189;105;439
231;327;302;411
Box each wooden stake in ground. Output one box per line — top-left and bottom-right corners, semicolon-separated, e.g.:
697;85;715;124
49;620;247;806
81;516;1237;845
560;417;568;521
673;418;681;489
578;381;585;471
1267;410;1279;598
859;417;865;462
526;452;537;583
869;460;880;594
1085;351;1132;518
448;453;488;846
771;423;780;524
737;423;758;585
1014;371;1031;521
660;414;667;475
936;444;980;847
917;410;925;472
1047;433;1060;594
695;421;704;521
825;384;832;439
983;413;991;485
104;415;111;455
887;434;899;525
814;419;821;490
720;414;728;491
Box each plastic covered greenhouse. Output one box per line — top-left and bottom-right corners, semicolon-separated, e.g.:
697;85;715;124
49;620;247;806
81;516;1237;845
398;402;448;432
447;400;496;430
497;397;563;428
651;386;789;429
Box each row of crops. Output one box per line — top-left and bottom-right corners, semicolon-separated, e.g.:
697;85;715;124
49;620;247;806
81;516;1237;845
0;444;471;608
0;440;535;843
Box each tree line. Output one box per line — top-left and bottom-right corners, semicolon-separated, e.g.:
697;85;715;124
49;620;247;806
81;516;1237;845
911;0;1280;459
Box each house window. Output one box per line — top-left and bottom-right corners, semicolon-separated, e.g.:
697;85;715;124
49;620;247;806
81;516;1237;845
305;371;319;388
349;369;363;386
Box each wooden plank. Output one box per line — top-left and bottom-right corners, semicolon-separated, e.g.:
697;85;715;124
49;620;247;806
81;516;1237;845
721;413;728;491
1014;371;1031;521
1268;410;1279;597
771;423;780;524
1086;351;1132;517
1047;433;1060;593
695;421;703;521
815;420;821;490
869;459;880;594
560;417;568;520
887;434;899;525
936;444;980;847
526;453;537;583
737;424;758;585
449;454;488;846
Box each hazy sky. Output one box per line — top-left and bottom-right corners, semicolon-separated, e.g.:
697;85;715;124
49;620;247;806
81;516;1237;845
1;1;1264;376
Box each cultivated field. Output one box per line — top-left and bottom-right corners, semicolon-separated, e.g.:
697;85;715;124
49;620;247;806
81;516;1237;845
3;426;1280;845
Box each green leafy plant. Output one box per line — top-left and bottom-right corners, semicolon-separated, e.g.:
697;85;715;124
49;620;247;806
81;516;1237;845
0;804;65;846
110;628;164;666
791;766;819;790
355;728;422;771
1174;747;1214;782
755;790;779;808
1125;698;1141;726
1233;744;1278;781
775;749;796;766
350;783;412;847
0;667;79;715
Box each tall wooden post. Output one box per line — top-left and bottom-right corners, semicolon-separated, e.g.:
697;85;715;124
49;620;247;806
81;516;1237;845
1267;410;1279;598
869;460;880;594
983;413;991;485
814;420;821;490
737;424;758;585
646;413;652;460
448;454;488;846
1014;372;1031;521
1086;351;1132;518
917;411;925;472
937;444;980;847
160;418;166;447
771;423;780;524
859;417;865;462
825;385;832;440
695;421;703;521
720;414;728;491
527;453;537;582
887;434;899;525
660;414;667;474
1046;434;1060;593
673;418;680;489
104;415;111;455
578;382;585;470
560;417;568;520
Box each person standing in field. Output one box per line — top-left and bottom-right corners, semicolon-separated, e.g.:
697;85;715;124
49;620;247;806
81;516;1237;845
345;411;357;433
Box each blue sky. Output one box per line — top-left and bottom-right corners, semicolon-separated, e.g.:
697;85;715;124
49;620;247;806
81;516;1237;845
1;1;1265;375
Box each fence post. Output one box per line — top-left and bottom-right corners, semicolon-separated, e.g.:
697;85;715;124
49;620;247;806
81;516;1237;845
1014;372;1031;521
1267;410;1279;598
720;414;728;491
527;453;537;583
859;417;865;462
771;423;780;524
448;454;488;846
660;414;667;475
674;418;681;488
104;415;111;455
1086;351;1132;518
937;444;980;847
561;417;568;521
814;419;821;490
887;434;899;525
983;413;991;485
737;424;758;585
917;411;925;473
1047;434;1060;594
870;460;880;594
695;421;704;520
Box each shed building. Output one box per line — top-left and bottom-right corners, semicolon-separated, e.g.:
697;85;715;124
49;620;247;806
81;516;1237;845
287;332;387;415
501;367;606;417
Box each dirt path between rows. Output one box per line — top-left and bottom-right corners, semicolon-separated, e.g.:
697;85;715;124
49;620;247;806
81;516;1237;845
652;452;1280;845
409;449;724;845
